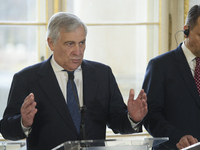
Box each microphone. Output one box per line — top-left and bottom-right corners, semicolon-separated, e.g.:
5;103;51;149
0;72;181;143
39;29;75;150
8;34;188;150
67;70;87;140
80;105;87;140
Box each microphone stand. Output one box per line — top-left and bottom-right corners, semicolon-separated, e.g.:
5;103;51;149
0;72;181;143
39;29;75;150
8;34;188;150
67;72;88;147
80;105;87;140
68;72;86;140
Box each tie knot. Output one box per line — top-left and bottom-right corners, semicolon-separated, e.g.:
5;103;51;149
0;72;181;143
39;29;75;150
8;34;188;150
68;72;74;80
63;70;74;80
196;57;200;63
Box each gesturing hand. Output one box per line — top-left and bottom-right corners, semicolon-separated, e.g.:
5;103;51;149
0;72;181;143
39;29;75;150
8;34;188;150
127;89;148;123
176;135;198;149
21;93;38;128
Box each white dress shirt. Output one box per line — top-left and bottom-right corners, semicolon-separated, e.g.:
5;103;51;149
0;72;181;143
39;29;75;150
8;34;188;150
182;41;196;77
50;55;83;106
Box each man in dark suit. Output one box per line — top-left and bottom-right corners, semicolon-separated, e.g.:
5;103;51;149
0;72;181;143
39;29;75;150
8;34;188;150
142;5;200;150
1;12;148;149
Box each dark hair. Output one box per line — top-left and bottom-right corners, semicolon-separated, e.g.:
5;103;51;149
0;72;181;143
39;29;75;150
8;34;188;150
185;5;200;30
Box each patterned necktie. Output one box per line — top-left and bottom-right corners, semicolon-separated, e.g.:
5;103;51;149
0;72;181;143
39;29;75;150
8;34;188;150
195;57;200;95
66;71;81;133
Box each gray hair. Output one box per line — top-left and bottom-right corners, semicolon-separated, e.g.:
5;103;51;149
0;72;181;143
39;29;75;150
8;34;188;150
185;5;200;30
46;12;87;44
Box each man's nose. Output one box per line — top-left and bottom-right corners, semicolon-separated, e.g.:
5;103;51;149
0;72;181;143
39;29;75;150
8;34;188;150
72;44;81;55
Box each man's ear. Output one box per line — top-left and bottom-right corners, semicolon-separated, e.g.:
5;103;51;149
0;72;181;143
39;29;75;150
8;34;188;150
47;37;54;51
183;25;190;38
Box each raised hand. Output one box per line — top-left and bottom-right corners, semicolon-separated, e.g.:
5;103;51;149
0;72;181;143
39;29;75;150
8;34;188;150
127;89;148;122
21;93;38;127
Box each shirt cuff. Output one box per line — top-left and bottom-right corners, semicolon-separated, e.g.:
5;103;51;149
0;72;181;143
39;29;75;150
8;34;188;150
127;112;141;131
21;117;32;137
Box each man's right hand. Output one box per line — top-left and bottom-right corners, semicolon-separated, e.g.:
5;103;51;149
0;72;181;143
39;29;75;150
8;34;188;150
20;93;37;128
176;135;198;149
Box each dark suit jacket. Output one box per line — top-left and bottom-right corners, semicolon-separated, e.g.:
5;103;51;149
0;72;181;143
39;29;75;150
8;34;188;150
1;56;139;150
0;120;1;133
142;43;200;150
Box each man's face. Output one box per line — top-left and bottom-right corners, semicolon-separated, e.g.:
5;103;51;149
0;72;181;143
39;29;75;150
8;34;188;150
186;17;200;57
48;25;86;71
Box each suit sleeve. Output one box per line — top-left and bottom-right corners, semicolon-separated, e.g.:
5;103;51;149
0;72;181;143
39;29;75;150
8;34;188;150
106;67;142;134
142;59;185;149
1;73;27;140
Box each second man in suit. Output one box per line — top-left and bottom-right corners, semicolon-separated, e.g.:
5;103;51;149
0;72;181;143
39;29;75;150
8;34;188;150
143;5;200;150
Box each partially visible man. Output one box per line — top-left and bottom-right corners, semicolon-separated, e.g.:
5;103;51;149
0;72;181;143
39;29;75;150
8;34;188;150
143;5;200;150
0;120;1;134
1;12;147;149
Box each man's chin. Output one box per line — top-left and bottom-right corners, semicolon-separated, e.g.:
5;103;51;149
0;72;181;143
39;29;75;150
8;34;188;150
71;63;81;70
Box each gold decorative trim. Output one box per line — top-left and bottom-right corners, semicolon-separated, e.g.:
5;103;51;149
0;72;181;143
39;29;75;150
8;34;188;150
54;0;59;13
184;0;189;24
64;0;67;11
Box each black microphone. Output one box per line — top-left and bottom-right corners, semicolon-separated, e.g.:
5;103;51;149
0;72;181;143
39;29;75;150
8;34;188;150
67;71;87;140
80;105;87;140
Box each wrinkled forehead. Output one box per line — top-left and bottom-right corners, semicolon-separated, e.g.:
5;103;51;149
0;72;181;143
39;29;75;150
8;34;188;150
60;24;86;35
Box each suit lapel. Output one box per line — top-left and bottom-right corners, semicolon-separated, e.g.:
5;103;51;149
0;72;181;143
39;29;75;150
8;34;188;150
37;56;79;135
81;60;99;123
174;45;200;106
82;60;98;104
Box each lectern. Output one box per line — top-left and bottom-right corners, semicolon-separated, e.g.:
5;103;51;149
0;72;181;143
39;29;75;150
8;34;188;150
52;137;169;150
0;140;26;150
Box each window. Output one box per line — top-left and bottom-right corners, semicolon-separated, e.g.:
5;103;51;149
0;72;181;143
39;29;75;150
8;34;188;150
0;0;47;118
0;0;160;119
67;0;159;102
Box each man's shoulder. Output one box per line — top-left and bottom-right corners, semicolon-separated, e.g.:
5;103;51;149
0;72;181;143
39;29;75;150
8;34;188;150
151;45;182;63
17;59;49;76
82;59;110;69
82;59;113;77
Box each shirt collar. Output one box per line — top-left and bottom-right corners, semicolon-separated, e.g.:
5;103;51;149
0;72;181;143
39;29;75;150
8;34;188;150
182;41;196;63
50;55;82;72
